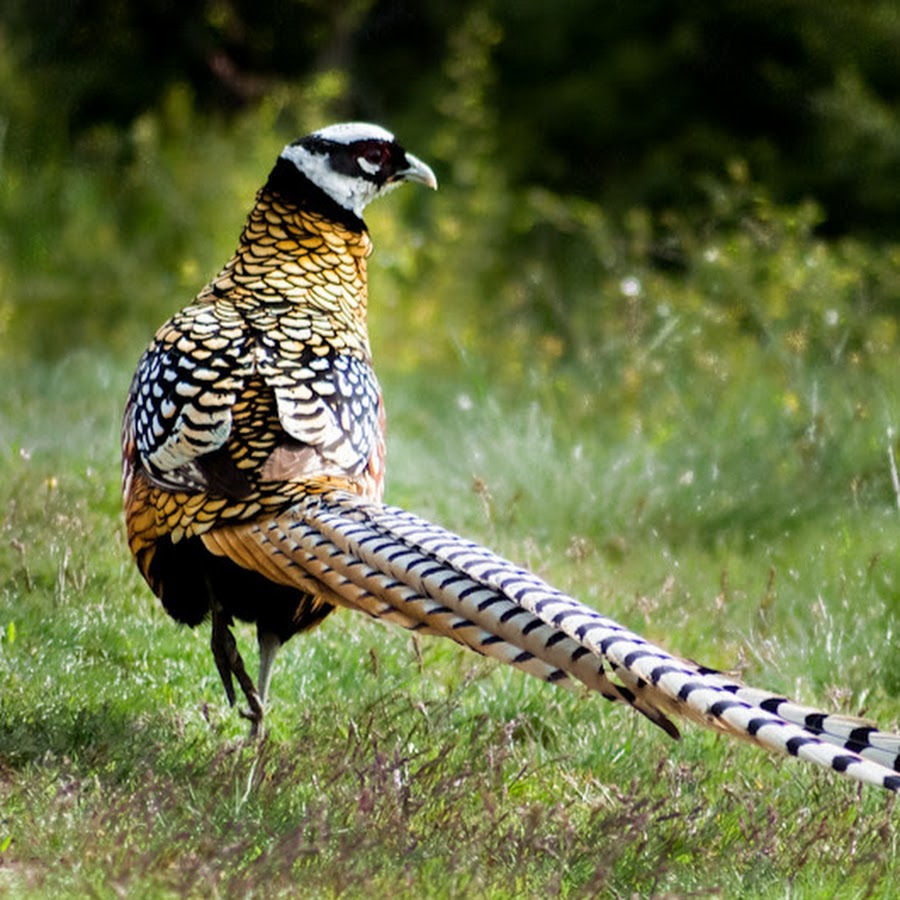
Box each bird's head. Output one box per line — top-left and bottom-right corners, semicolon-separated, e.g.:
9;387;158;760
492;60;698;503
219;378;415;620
280;123;438;219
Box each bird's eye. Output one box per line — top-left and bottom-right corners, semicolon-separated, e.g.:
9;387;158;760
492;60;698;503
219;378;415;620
364;144;389;165
356;143;390;177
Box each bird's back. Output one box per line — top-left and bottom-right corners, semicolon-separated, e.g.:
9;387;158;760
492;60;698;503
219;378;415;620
122;156;385;636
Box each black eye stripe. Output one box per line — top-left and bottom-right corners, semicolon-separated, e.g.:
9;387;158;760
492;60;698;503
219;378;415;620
295;135;407;183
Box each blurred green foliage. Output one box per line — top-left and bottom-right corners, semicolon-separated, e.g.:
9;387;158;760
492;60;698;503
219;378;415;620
3;0;900;229
2;1;899;364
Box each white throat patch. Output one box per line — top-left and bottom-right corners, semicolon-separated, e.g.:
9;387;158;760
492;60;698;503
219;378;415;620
279;143;373;218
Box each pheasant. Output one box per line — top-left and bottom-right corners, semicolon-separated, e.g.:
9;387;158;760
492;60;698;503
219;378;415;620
122;122;900;792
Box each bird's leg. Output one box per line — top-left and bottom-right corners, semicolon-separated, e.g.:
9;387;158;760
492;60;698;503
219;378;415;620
210;604;237;707
209;603;264;737
257;629;282;709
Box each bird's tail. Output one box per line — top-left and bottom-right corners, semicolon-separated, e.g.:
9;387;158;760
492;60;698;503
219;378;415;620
201;488;900;792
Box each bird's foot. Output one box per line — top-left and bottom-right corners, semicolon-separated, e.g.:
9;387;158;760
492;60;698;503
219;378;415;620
210;606;265;738
239;703;264;739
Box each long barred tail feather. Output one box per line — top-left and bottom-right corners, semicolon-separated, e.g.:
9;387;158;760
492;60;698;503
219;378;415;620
201;488;900;793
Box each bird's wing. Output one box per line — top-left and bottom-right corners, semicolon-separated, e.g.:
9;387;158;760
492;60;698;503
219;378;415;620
124;303;384;495
124;302;252;495
255;341;384;486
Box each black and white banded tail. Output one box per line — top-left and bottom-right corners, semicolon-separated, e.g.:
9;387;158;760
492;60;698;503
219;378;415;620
216;490;900;793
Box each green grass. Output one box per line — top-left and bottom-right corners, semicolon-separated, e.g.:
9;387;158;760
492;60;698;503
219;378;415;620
1;340;898;898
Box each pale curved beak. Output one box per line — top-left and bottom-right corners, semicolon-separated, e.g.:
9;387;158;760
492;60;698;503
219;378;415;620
399;152;438;190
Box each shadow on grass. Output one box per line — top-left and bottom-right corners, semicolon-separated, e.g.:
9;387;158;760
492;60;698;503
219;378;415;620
0;700;195;778
0;687;701;896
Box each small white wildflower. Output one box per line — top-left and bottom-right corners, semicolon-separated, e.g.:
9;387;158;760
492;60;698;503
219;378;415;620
620;276;642;297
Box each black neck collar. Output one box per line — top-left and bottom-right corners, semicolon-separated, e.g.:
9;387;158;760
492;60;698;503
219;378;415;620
263;157;367;233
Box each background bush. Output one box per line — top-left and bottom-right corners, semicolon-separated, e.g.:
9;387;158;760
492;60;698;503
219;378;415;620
2;1;899;357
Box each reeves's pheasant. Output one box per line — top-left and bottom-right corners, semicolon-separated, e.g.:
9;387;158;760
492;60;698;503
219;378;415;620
122;122;900;791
